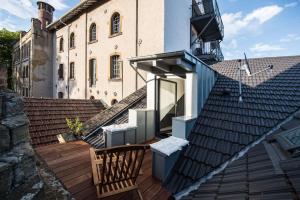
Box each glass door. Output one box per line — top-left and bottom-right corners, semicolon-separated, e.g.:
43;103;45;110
158;79;177;136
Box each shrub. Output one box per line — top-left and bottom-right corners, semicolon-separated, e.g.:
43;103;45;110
66;117;83;136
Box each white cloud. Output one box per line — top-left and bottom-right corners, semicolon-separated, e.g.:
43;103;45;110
250;43;284;52
222;39;238;50
222;5;284;38
284;2;298;8
0;0;35;19
280;34;300;42
0;0;68;19
43;0;68;10
0;18;18;31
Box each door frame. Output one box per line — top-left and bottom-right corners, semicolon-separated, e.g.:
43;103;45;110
155;78;178;137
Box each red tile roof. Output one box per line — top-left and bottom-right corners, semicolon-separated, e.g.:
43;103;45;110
24;98;105;147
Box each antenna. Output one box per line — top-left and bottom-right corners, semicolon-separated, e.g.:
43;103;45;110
237;53;274;103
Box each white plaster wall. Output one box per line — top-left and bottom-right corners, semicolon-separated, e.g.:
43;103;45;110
138;0;165;56
54;14;87;99
86;0;140;103
164;0;192;52
53;0;170;103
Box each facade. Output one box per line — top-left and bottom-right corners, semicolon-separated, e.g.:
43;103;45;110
12;0;223;106
12;1;54;98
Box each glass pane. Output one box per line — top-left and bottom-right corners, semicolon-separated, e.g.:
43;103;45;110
159;80;176;134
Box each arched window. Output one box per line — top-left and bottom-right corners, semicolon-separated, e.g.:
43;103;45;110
111;99;118;105
89;23;97;42
110;55;121;79
70;33;75;48
90;96;95;100
59;37;64;51
111;12;120;35
58;92;64;99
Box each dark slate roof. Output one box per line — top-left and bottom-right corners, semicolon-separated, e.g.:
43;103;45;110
182;113;300;200
165;55;300;193
82;86;147;148
24;98;105;147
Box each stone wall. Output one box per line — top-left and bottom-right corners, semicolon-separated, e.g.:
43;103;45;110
0;89;42;199
0;66;7;88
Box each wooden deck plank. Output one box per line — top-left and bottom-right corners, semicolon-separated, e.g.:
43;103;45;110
35;141;171;200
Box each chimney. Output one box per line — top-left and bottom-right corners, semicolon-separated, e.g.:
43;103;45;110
37;1;55;29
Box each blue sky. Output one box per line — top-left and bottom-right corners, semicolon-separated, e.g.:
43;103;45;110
0;0;299;60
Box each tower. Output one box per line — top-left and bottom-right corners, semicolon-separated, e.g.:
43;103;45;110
37;1;55;29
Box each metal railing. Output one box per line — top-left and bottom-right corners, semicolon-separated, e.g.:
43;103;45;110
192;40;224;62
191;0;224;39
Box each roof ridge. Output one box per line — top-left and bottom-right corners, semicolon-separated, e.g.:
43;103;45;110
219;54;300;63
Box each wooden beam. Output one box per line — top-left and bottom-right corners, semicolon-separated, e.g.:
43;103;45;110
152;60;171;73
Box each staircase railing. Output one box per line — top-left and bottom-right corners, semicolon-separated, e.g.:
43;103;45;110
192;40;224;61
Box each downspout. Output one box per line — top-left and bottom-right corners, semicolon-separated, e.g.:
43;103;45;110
135;0;139;91
85;13;88;99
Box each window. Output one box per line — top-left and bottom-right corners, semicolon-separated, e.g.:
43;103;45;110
70;62;75;79
25;88;29;97
111;12;120;35
89;59;96;87
89;23;97;42
111;99;118;105
22;66;26;78
70;33;75;48
15;49;20;63
23;88;29;97
58;64;64;80
58;92;64;99
110;55;121;79
59;37;64;51
90;96;95;100
23;65;29;78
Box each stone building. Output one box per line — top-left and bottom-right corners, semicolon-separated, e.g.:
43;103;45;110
12;1;54;98
12;0;223;106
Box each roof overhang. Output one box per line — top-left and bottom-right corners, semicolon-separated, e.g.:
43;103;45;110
129;51;205;78
47;0;100;31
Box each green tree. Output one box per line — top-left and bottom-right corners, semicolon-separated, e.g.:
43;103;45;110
0;28;19;89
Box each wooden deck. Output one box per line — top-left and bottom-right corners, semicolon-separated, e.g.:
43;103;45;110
35;141;170;200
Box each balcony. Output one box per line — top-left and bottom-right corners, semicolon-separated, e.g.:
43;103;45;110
191;0;224;42
192;40;224;62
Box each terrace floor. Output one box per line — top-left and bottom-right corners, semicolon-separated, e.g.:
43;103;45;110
35;141;170;200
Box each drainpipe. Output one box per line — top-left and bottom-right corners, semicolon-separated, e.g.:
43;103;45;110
135;0;139;91
85;13;88;99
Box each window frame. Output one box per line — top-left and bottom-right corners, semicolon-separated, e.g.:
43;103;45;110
70;32;75;49
59;37;64;52
89;23;97;42
110;55;122;80
110;12;121;36
58;64;64;80
89;59;97;87
58;92;64;99
69;62;75;80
